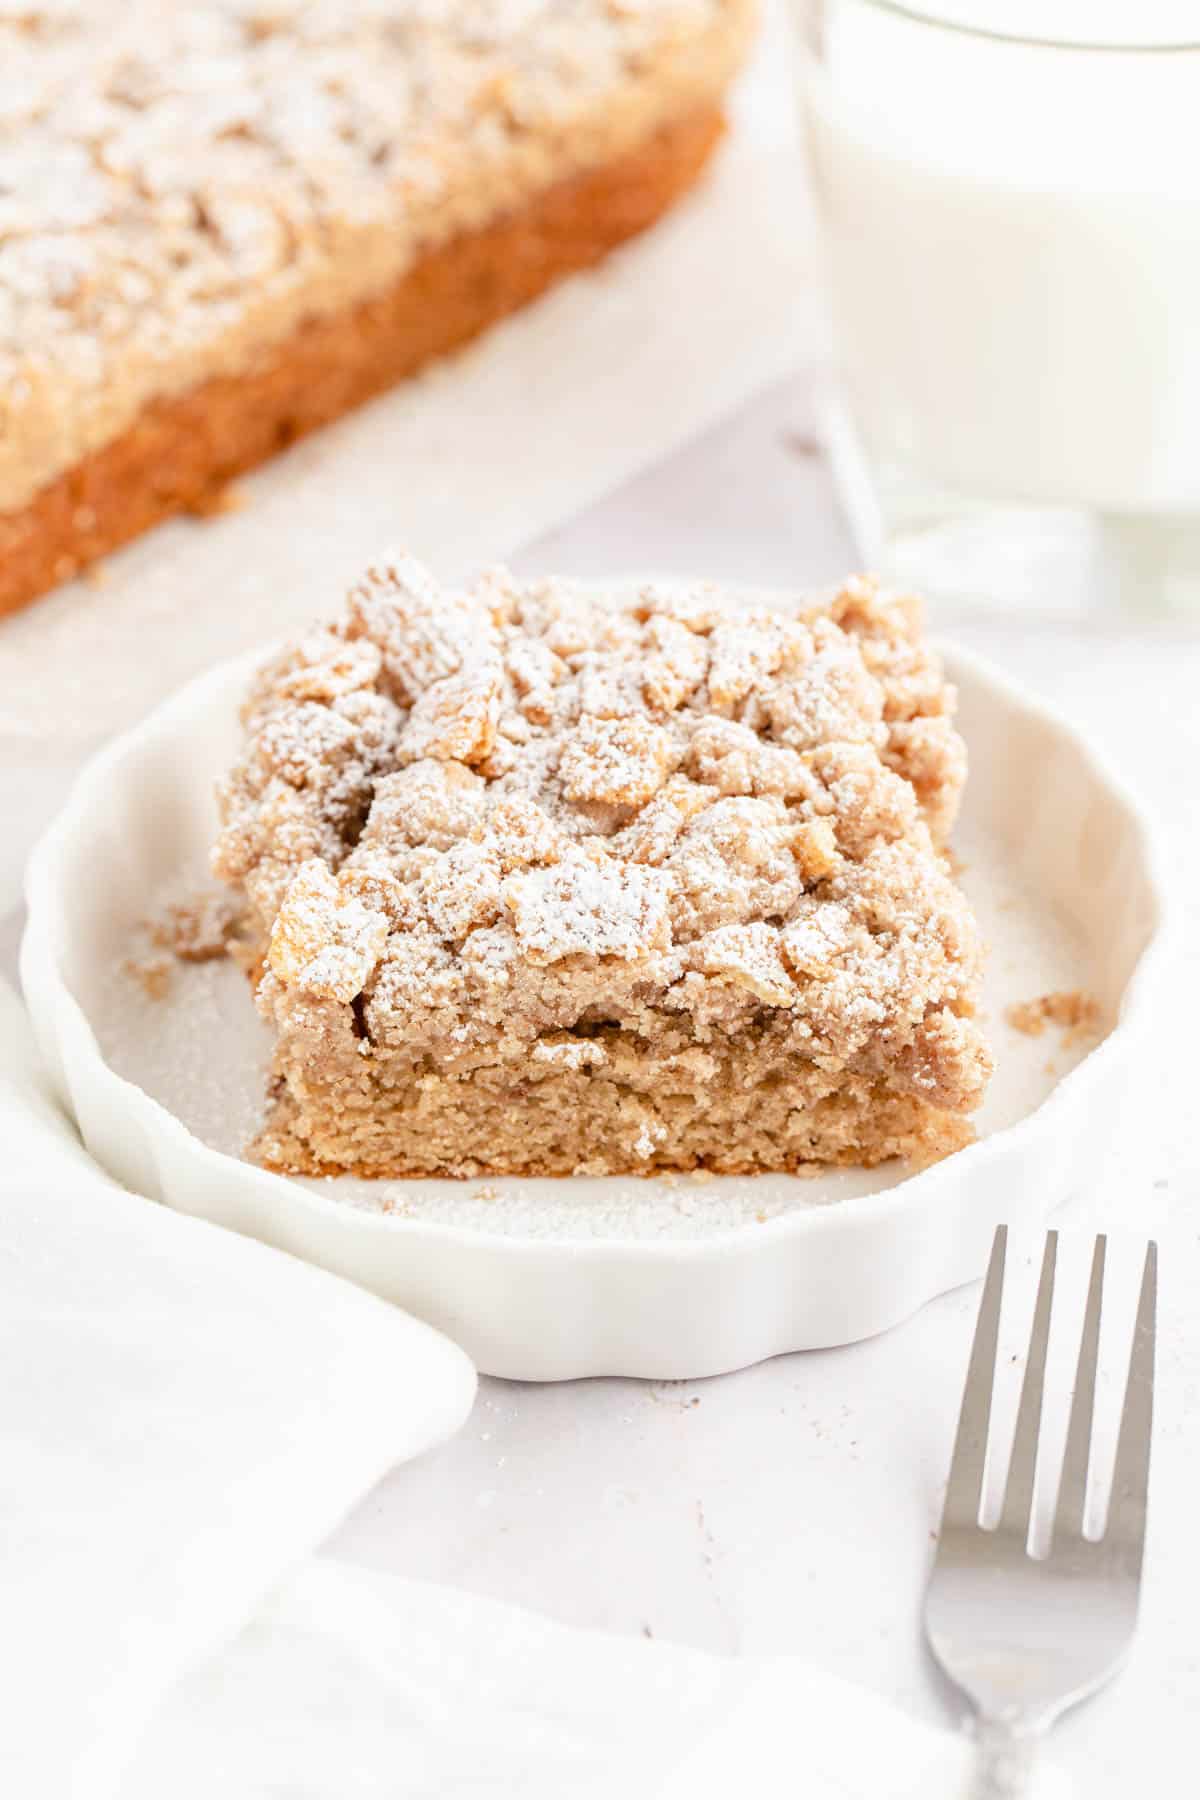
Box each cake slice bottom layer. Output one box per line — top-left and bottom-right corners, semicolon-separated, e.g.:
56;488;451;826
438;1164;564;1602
256;1030;976;1181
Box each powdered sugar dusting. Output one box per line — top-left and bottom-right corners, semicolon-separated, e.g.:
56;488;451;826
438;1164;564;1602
503;851;672;963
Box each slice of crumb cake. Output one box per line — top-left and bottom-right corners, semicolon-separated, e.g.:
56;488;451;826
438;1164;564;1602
212;557;992;1178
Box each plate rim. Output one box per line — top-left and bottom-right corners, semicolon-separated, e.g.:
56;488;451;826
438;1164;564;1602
21;635;1172;1264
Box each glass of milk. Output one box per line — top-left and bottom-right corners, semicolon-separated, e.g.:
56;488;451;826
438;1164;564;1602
796;0;1200;613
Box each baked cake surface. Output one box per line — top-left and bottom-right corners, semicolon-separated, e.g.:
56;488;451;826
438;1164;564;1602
212;557;992;1178
0;0;752;612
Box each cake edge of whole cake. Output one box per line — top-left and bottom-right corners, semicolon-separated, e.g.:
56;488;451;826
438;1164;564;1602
0;0;755;614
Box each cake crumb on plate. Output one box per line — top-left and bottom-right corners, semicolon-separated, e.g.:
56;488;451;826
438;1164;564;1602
124;955;172;1002
1006;989;1101;1045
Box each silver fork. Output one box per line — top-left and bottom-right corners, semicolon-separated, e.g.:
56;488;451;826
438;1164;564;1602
926;1225;1157;1798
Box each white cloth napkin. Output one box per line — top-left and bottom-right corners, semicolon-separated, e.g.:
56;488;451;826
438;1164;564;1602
0;976;1069;1799
119;1562;1069;1799
0;980;476;1800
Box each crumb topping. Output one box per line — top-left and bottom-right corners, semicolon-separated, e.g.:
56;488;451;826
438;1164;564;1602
214;559;989;1113
504;848;673;963
267;857;389;1003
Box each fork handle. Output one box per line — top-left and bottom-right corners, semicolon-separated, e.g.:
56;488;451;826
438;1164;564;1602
971;1716;1041;1799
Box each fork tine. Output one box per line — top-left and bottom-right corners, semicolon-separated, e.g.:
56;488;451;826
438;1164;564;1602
1053;1235;1106;1542
940;1224;1006;1529
1105;1241;1157;1560
998;1231;1058;1537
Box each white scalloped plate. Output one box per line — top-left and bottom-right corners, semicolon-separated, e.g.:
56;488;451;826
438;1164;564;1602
21;630;1166;1379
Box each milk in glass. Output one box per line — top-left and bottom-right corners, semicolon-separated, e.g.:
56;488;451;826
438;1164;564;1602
800;1;1200;609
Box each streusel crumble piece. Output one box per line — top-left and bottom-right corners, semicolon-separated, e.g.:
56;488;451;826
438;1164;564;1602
213;559;991;1178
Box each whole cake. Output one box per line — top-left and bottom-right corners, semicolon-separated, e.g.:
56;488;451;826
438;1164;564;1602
212;556;993;1178
0;0;753;615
